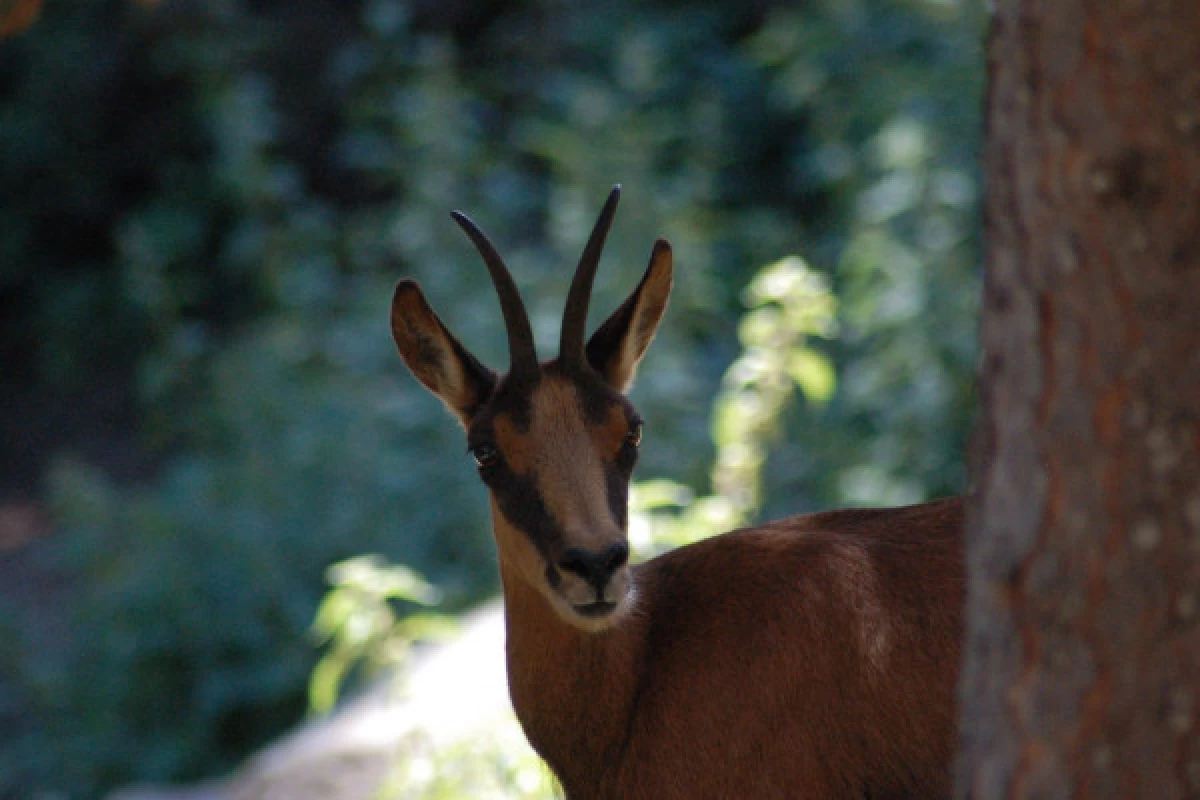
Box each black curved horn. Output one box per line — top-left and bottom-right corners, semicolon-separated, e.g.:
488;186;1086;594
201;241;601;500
559;185;621;369
451;211;539;374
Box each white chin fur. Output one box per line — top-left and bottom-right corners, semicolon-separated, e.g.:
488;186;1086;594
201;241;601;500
549;583;636;633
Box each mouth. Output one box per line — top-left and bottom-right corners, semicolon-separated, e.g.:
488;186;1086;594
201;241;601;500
573;601;617;618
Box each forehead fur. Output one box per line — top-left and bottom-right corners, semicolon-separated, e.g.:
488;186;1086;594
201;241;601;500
468;365;635;450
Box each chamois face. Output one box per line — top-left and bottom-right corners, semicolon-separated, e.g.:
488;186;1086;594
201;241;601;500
389;186;672;634
466;366;643;630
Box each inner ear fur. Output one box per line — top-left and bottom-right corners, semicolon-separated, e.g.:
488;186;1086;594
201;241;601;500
585;239;673;393
391;279;495;426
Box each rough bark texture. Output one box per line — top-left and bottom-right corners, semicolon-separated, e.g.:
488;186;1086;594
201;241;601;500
957;1;1200;798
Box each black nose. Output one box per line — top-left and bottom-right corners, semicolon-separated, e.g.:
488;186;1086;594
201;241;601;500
557;542;629;590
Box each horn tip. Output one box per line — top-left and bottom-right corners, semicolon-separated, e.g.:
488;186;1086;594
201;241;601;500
449;210;483;239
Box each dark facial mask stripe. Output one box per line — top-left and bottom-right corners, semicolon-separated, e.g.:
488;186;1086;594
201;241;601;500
605;461;631;531
489;465;566;560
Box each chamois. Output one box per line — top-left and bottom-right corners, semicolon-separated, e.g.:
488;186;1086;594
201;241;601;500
389;186;963;799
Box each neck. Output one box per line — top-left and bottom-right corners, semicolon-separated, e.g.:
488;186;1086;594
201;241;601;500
498;557;645;795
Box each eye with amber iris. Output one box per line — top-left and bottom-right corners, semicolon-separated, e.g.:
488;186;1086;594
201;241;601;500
471;444;500;469
626;421;644;448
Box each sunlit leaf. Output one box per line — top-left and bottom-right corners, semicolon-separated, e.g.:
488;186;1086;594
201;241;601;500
630;479;694;510
788;349;837;407
308;654;351;716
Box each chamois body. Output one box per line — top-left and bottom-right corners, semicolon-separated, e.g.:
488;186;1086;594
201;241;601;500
389;187;965;799
504;499;963;800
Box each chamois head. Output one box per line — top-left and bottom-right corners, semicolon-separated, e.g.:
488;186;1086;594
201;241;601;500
390;187;673;631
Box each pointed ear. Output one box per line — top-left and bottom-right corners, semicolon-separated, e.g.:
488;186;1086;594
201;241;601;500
391;280;496;427
585;239;673;393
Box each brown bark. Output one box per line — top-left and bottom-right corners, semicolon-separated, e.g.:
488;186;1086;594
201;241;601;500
958;1;1200;798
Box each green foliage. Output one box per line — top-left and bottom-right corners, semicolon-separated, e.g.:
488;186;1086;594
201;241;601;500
634;255;837;551
0;0;983;796
309;556;448;716
737;1;985;515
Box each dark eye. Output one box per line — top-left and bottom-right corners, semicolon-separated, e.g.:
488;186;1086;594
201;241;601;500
626;422;644;448
471;444;500;469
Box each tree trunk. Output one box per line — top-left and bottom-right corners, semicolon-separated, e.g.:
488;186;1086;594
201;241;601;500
958;1;1200;798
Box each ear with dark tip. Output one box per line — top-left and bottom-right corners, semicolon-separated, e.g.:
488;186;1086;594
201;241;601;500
585;239;673;393
391;279;496;427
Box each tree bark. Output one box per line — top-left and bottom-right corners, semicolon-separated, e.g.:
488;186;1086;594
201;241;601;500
958;1;1200;798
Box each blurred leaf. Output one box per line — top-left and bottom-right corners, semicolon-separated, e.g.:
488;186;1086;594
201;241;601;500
308;555;448;716
788;349;836;407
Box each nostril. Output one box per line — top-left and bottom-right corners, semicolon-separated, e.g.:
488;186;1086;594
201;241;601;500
557;543;629;586
558;549;592;580
603;542;629;573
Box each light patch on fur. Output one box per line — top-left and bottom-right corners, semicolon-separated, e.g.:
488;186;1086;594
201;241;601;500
566;580;638;634
829;542;890;675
